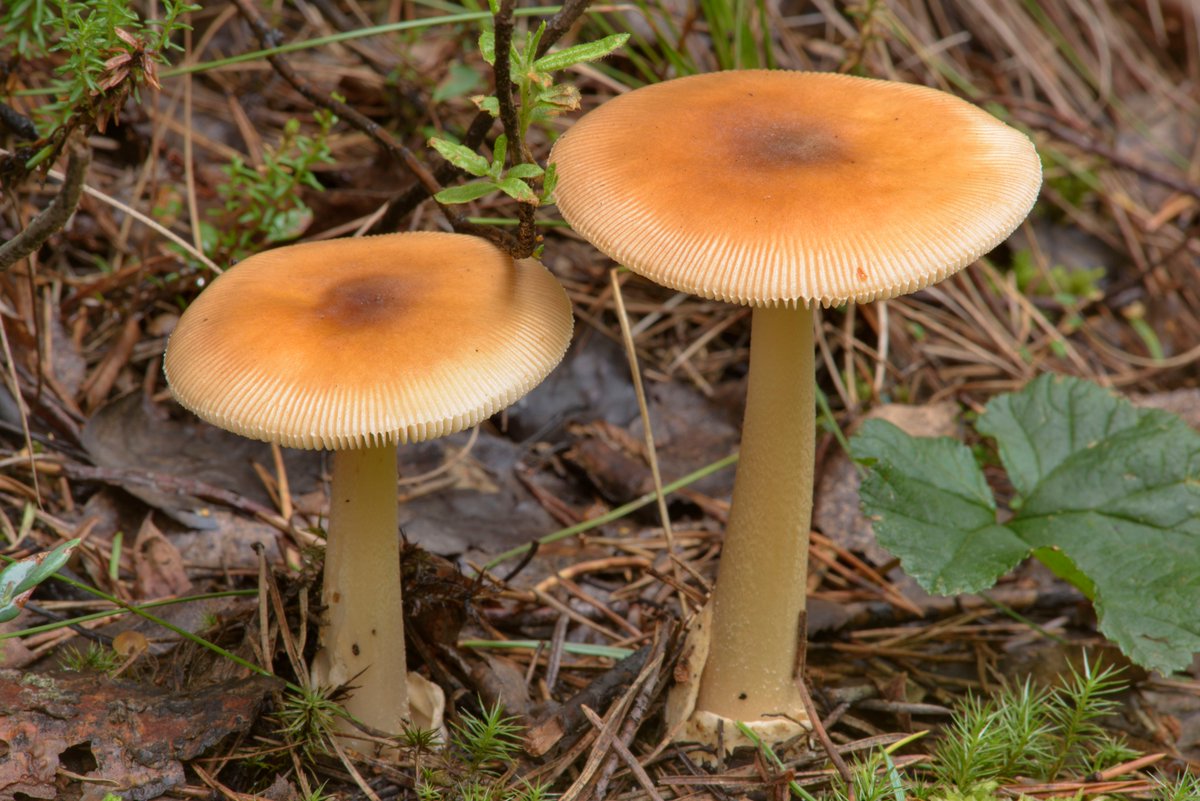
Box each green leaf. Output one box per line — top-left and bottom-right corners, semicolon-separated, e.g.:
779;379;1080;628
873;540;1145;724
0;562;40;606
525;23;547;70
533;32;630;73
434;181;498;205
852;420;1028;595
536;82;581;113
505;162;543;180
976;374;1139;499
489;134;508;178
540;161;558;203
478;29;495;65
0;538;80;623
1031;546;1095;599
23;539;80;590
428;137;490;177
855;374;1200;675
494;175;539;205
472;94;500;117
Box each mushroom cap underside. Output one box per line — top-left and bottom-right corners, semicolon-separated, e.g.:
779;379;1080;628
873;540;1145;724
164;232;574;449
551;70;1042;307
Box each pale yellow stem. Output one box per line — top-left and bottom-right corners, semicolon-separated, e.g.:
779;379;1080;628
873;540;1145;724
314;445;409;739
695;304;813;723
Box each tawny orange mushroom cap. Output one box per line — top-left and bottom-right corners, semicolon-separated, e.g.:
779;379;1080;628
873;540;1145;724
165;231;574;450
164;232;573;753
550;70;1041;757
551;70;1041;308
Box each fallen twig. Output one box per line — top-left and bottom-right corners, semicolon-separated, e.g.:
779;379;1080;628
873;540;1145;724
0;134;90;273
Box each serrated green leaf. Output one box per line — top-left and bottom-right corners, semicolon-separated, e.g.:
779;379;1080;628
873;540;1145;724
533;32;630;73
852;419;1028;595
977;373;1139;499
429;137;490;177
505;162;543;180
1030;546;1095;599
434;181;498;205
855;374;1200;675
494;175;538;205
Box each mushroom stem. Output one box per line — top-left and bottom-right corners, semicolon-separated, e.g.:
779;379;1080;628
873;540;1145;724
316;444;409;739
695;303;813;724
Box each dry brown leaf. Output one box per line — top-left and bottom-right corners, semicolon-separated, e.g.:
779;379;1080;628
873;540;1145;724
133;514;192;599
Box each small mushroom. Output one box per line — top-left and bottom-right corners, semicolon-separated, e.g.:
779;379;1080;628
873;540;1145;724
550;70;1041;752
164;232;573;748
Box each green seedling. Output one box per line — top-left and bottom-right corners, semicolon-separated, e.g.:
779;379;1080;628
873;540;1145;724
58;641;123;673
0;537;80;623
200;109;337;265
1010;249;1105;307
429;18;627;209
475;21;629;142
853;373;1200;674
430;134;548;206
13;0;199;168
739;661;1153;800
276;683;344;759
414;702;551;801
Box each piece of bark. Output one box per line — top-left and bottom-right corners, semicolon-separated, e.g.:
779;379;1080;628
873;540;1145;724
0;669;279;800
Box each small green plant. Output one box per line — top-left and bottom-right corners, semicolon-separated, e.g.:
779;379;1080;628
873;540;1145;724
199;109;337;265
451;701;524;771
1010;249;1105;306
275;683;343;759
1155;771;1200;801
0;0;54;57
0;538;79;623
10;0;199;168
429;20;627;209
930;659;1131;792
415;702;550;801
58;641;123;673
431;134;549;207
745;662;1152;800
853;373;1200;674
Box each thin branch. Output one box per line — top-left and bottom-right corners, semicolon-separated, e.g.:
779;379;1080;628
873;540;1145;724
492;0;540;256
493;0;523;158
229;0;519;253
536;0;595;58
796;673;854;791
0;135;90;272
372;0;596;237
0;101;39;141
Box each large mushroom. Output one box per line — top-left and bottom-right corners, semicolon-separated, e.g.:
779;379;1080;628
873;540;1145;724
550;70;1041;751
164;232;573;747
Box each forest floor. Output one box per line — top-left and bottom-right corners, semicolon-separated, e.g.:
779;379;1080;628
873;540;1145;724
1;1;1199;799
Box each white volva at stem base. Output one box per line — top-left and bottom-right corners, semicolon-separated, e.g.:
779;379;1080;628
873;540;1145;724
312;445;410;746
673;304;814;748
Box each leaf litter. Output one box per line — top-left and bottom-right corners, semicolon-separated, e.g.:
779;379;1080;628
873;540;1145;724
0;0;1199;798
